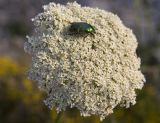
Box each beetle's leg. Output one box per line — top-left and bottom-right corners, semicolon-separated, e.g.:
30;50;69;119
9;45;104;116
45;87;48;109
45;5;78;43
83;34;89;41
91;32;95;38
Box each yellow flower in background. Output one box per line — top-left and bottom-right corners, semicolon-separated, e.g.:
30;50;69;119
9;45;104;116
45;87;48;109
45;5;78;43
0;57;19;77
24;2;145;121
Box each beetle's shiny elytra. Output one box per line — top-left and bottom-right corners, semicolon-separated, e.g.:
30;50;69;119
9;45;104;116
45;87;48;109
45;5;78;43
69;22;95;37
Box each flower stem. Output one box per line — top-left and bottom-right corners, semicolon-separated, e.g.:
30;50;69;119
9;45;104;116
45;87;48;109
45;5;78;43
55;112;63;123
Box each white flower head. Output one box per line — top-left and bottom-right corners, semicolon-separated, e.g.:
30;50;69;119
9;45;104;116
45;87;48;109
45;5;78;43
24;2;145;121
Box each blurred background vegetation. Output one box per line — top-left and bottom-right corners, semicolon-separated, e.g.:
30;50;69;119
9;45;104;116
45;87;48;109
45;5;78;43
0;0;160;123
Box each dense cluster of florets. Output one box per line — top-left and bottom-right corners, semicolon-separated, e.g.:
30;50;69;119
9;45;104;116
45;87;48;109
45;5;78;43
24;2;145;120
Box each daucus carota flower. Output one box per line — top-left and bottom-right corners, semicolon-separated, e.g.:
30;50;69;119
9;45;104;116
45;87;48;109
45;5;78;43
24;2;145;121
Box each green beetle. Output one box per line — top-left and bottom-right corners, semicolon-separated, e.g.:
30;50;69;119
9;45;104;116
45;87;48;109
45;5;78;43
69;22;95;38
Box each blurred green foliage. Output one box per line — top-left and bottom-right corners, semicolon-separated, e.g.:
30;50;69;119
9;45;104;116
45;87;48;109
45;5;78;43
0;57;51;123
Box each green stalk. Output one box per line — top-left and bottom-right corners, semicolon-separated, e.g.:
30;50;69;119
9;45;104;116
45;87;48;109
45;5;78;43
55;112;63;123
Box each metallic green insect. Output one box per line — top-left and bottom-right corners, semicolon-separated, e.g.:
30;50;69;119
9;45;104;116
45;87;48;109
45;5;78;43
69;22;95;38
